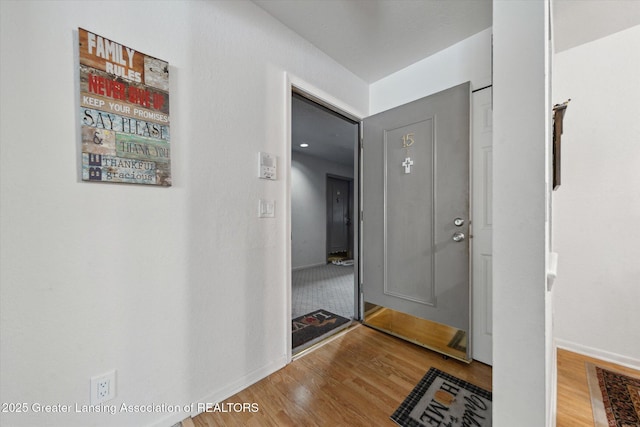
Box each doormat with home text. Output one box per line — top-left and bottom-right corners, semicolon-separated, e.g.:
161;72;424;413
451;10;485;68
586;362;640;426
391;367;492;427
292;309;350;349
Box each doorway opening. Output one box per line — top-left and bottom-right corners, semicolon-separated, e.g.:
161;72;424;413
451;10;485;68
326;175;354;264
290;90;359;353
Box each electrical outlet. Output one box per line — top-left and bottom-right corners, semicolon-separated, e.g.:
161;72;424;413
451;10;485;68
90;370;116;405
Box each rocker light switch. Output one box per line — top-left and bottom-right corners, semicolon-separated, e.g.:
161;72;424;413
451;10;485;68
259;199;275;218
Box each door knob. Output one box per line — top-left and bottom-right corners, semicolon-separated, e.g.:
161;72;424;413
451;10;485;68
452;232;465;242
454;217;465;227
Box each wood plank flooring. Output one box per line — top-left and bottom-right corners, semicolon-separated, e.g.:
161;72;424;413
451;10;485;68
190;326;640;427
191;324;491;427
556;348;640;427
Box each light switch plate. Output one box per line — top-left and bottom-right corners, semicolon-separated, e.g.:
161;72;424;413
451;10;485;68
258;199;275;218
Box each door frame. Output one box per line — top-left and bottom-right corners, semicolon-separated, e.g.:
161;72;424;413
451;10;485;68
285;74;365;362
326;174;354;261
285;76;493;365
471;85;493;365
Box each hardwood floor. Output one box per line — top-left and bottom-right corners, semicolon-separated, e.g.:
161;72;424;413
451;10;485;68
190;326;640;427
556;348;640;427
191;324;491;427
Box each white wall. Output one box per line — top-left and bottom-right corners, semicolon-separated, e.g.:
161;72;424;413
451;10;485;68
493;1;551;426
552;25;640;365
0;1;368;426
291;152;353;270
369;27;492;114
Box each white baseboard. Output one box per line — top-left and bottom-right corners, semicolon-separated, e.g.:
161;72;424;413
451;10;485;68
292;262;327;271
555;338;640;370
188;355;288;418
142;356;287;427
144;356;287;427
148;412;189;427
145;409;190;427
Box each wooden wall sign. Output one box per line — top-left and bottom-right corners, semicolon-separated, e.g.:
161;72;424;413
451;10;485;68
79;28;171;186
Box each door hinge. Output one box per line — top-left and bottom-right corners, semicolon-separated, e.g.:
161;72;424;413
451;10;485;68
360;210;364;222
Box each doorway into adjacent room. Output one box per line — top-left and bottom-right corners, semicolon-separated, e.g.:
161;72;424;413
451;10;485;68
290;90;359;353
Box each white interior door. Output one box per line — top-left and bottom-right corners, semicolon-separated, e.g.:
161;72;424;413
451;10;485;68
472;87;493;365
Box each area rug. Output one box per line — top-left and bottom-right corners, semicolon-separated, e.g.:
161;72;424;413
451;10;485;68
291;309;350;348
586;362;640;427
391;367;492;427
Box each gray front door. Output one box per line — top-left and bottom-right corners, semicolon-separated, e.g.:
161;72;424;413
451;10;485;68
362;82;471;360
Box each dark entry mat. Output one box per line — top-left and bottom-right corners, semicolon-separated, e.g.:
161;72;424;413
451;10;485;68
292;309;350;348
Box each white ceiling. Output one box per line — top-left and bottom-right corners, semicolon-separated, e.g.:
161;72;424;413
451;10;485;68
254;0;492;84
264;0;640;165
553;0;640;53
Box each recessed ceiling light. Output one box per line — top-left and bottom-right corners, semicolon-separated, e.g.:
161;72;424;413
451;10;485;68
300;143;309;148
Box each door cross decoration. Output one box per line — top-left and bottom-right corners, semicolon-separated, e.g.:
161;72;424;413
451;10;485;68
402;157;414;174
